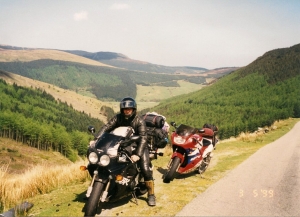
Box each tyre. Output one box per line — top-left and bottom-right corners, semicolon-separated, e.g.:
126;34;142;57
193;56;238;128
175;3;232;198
84;181;104;217
163;157;181;183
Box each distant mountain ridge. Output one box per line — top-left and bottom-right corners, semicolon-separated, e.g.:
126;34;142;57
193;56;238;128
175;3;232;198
64;50;238;76
0;44;30;50
0;44;209;73
64;50;209;74
0;44;235;74
0;44;236;102
62;50;128;60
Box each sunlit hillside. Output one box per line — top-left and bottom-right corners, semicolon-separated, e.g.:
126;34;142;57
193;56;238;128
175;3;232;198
0;138;72;175
136;80;204;102
0;71;206;120
0;45;232;104
0;71;109;122
0;49;115;68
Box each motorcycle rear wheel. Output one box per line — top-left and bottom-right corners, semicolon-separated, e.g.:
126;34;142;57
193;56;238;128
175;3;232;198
163;157;181;183
84;181;104;217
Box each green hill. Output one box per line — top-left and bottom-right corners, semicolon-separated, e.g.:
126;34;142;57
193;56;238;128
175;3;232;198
239;44;300;83
142;44;300;139
0;45;234;102
0;59;208;101
0;79;104;161
1;43;299;142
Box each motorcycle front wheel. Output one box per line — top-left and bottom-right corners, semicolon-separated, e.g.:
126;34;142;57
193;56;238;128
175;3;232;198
84;181;104;217
163;157;181;183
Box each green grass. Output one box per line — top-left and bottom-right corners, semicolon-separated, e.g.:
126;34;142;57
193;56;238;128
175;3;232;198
26;183;88;216
24;118;299;217
136;80;204;102
102;80;203;113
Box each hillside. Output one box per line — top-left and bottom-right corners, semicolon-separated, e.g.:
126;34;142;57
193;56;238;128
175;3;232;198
64;50;239;75
0;78;105;160
143;43;300;139
239;43;300;83
0;70;109;123
0;45;234;102
0;58;208;101
2;42;298;141
0;47;114;68
64;50;209;74
0;138;72;175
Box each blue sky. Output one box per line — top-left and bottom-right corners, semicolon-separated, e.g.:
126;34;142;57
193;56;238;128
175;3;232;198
0;0;299;69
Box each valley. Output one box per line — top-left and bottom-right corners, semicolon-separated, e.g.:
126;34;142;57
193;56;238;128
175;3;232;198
1;42;300;216
0;71;206;123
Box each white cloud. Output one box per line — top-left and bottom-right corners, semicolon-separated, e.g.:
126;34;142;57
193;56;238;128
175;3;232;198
110;3;130;10
73;11;88;21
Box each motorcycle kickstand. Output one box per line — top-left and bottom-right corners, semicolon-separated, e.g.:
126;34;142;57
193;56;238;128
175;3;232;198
131;191;138;205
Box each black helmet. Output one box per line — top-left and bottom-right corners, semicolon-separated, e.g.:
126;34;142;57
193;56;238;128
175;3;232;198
120;97;137;117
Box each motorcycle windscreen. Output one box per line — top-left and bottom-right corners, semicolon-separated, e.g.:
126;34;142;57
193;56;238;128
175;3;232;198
110;126;134;138
176;124;197;136
95;133;123;157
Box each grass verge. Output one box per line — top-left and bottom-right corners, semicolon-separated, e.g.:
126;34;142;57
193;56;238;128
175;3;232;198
7;118;300;216
0;161;89;214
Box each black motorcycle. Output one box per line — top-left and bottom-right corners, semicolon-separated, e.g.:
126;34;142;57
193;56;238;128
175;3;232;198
81;126;148;217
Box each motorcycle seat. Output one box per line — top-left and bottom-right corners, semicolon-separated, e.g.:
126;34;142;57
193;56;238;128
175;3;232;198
199;128;214;138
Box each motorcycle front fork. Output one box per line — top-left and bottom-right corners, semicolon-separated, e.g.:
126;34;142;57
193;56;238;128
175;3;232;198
86;170;111;202
100;178;111;202
167;152;184;171
86;170;98;198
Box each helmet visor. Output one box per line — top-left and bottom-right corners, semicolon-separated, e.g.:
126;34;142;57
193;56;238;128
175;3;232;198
120;100;135;109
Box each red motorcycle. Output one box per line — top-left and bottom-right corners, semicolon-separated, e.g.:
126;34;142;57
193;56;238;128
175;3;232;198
163;122;218;183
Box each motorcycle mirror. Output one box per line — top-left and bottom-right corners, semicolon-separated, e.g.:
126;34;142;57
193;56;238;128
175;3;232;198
170;121;176;127
88;126;95;133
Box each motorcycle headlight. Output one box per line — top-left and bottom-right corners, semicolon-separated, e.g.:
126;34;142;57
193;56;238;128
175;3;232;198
88;152;98;164
174;136;186;144
99;154;110;166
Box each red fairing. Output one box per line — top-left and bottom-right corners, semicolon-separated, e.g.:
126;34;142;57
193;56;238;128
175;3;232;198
164;124;214;183
171;151;185;163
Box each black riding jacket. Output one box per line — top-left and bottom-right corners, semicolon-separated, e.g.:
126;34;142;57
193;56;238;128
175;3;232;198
96;113;147;158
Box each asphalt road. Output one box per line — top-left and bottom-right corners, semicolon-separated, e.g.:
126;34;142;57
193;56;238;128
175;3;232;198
176;121;300;217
